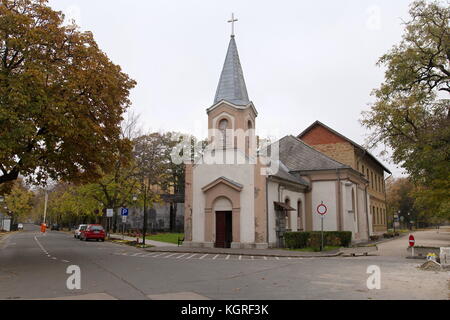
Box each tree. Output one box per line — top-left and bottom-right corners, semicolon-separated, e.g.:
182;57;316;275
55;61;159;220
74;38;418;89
4;179;34;223
0;0;136;188
361;0;449;218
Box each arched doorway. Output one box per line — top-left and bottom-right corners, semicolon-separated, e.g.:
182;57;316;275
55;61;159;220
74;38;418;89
213;197;233;248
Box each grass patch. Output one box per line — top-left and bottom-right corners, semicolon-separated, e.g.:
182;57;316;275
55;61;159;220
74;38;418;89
145;233;184;245
285;246;341;253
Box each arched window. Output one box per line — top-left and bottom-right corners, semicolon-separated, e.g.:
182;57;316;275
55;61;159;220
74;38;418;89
218;119;228;148
297;200;303;231
285;198;291;231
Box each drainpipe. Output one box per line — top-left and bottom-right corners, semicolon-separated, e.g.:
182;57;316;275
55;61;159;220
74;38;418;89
364;183;370;239
336;169;342;231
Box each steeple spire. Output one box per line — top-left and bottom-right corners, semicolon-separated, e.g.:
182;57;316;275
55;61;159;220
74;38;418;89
213;25;250;106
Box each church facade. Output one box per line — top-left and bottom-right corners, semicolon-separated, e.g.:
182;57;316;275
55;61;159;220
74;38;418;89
183;33;388;249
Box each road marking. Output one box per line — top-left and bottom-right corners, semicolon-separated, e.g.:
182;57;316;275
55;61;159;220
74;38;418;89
251;256;254;260
238;255;242;260
175;253;189;259
186;254;197;260
165;253;178;258
226;255;230;260
51;257;57;260
212;254;219;260
61;260;70;263
143;252;158;257
131;253;143;257
275;257;280;260
263;256;267;260
199;254;209;260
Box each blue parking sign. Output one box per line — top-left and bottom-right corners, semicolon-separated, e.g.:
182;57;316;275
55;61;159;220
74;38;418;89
121;208;129;216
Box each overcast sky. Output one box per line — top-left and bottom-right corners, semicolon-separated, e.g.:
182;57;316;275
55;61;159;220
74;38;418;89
48;0;414;177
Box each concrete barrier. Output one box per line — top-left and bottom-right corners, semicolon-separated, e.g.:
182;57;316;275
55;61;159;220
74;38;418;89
407;246;440;258
440;247;450;268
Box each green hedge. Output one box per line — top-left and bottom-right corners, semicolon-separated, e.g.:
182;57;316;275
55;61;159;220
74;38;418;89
284;231;352;249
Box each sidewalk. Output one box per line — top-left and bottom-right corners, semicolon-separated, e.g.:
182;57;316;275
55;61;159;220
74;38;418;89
143;246;343;258
109;233;177;247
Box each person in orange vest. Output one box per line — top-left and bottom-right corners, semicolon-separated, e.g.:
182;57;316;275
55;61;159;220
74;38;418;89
40;223;47;233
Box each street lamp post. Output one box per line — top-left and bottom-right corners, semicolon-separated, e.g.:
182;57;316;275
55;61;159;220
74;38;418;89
142;178;149;247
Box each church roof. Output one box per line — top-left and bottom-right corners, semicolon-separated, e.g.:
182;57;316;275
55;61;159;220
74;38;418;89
214;36;250;106
276;136;351;172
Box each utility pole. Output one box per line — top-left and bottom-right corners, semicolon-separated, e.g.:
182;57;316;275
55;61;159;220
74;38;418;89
142;177;149;247
43;190;48;225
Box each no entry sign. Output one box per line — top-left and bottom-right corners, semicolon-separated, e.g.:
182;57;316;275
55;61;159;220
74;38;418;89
409;235;415;247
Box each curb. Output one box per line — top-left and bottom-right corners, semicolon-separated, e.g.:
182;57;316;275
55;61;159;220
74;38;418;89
143;248;343;258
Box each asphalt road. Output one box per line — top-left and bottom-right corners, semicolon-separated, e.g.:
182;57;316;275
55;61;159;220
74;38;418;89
0;224;448;300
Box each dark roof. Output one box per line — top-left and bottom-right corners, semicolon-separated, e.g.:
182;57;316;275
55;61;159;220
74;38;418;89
274;136;351;172
214;36;250;106
269;160;310;186
298;121;392;174
274;202;296;211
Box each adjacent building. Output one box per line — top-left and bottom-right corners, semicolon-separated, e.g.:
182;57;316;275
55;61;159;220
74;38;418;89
298;121;391;233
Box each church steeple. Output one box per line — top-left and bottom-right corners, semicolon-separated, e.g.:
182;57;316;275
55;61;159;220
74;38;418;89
213;35;250;106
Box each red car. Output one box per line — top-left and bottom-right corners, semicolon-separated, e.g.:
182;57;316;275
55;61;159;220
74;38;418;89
79;224;106;242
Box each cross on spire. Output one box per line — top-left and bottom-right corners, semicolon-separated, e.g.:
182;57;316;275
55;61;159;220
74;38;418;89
228;13;238;37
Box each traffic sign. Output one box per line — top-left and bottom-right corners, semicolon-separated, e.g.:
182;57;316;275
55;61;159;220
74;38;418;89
317;203;328;216
121;208;129;216
409;235;415;247
122;216;127;223
106;209;114;218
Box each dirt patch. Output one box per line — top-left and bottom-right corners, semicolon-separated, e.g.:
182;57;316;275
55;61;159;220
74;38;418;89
419;260;442;272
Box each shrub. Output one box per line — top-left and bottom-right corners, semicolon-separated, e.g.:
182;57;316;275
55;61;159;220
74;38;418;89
284;232;310;249
284;231;353;249
370;235;380;241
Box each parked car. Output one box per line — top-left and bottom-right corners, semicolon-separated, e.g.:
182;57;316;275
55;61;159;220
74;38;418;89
51;224;60;231
79;224;106;242
18;223;24;230
74;224;87;239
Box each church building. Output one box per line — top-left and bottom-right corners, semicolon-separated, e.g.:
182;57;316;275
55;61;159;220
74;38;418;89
183;28;388;249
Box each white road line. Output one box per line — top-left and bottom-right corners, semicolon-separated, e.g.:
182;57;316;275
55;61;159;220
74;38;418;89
131;253;142;257
263;256;267;260
226;255;230;260
251;256;254;260
51;257;57;260
61;260;70;263
275;257;280;260
143;252;158;257
151;253;165;257
199;254;208;260
239;255;242;260
212;254;219;260
186;254;197;260
164;253;178;258
176;253;189;259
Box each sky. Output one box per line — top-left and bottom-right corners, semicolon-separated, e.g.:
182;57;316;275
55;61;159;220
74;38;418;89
48;0;414;177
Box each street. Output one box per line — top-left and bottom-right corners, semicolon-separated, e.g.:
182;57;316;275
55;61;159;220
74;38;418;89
0;224;448;300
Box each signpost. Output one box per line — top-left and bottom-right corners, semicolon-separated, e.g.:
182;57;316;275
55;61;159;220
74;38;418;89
409;234;415;257
121;208;129;240
317;202;328;251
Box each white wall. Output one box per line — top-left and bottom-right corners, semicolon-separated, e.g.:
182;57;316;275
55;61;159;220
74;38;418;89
311;181;337;231
192;148;255;244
